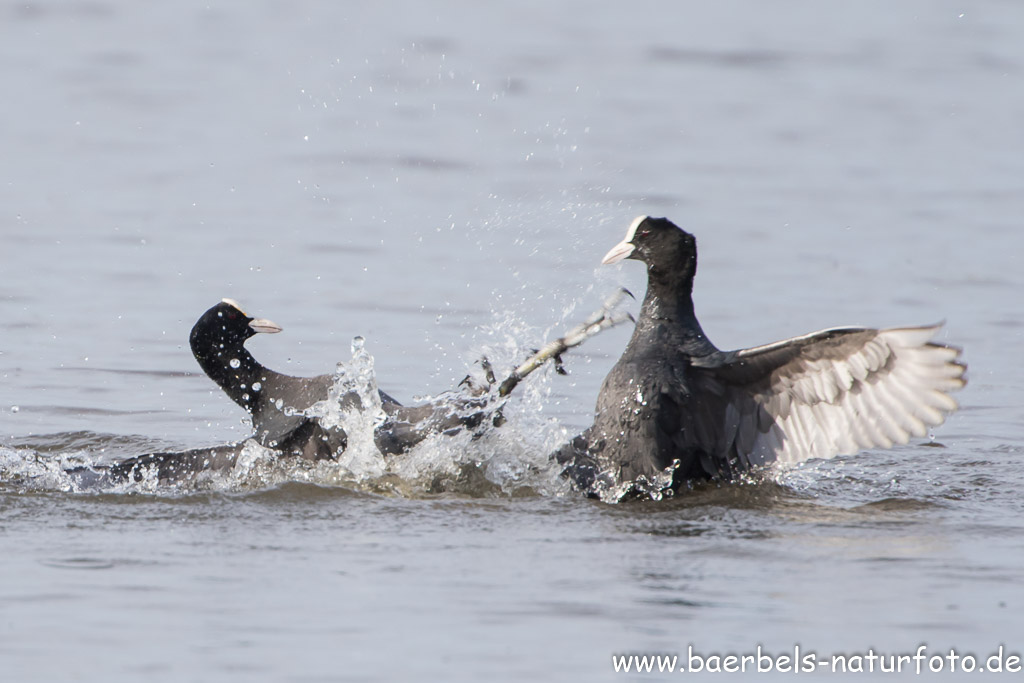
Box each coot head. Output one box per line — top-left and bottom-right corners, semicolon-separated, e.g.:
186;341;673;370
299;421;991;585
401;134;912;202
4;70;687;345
190;298;282;353
189;299;282;384
602;215;698;287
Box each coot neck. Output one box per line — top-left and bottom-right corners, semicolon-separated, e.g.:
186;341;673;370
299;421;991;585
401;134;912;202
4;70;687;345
627;263;717;357
192;340;264;412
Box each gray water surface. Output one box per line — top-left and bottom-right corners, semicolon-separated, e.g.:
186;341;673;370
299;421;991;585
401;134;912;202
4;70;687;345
2;1;1023;681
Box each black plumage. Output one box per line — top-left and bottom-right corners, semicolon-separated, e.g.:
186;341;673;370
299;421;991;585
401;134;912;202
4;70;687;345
111;299;484;482
188;299;371;460
557;216;966;495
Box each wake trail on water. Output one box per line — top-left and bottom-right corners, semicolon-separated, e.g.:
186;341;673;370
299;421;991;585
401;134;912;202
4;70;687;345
0;311;599;499
5;288;891;504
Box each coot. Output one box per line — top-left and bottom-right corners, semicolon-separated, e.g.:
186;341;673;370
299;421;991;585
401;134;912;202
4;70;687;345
556;216;966;495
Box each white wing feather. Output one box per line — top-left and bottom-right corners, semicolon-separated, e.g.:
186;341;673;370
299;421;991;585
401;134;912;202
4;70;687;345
725;325;966;466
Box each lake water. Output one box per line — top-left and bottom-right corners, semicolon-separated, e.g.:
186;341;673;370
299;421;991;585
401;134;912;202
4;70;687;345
2;1;1023;680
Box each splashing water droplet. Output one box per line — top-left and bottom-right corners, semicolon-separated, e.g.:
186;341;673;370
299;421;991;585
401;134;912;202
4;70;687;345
351;336;365;355
252;382;262;391
10;405;19;413
229;358;241;369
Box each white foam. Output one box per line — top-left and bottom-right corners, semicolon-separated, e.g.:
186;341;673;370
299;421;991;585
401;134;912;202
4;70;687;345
1;307;600;499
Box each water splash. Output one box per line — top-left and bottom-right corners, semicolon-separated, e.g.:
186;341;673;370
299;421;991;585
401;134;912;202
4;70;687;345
0;445;84;493
583;458;684;504
303;335;389;482
0;307;611;500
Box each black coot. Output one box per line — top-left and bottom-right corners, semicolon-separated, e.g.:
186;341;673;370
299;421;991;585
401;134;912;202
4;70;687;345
557;216;966;494
111;299;484;482
188;298;378;459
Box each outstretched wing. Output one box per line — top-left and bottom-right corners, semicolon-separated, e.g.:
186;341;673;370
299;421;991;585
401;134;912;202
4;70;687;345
693;324;966;468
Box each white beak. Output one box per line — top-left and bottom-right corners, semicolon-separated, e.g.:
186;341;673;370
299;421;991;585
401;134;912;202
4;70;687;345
601;215;649;265
249;318;283;334
601;240;635;265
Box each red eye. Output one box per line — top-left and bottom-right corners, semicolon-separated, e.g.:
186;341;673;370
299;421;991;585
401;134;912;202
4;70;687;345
638;228;651;238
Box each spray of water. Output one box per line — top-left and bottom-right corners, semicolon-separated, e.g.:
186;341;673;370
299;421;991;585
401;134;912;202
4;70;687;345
0;280;675;501
0;319;581;498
